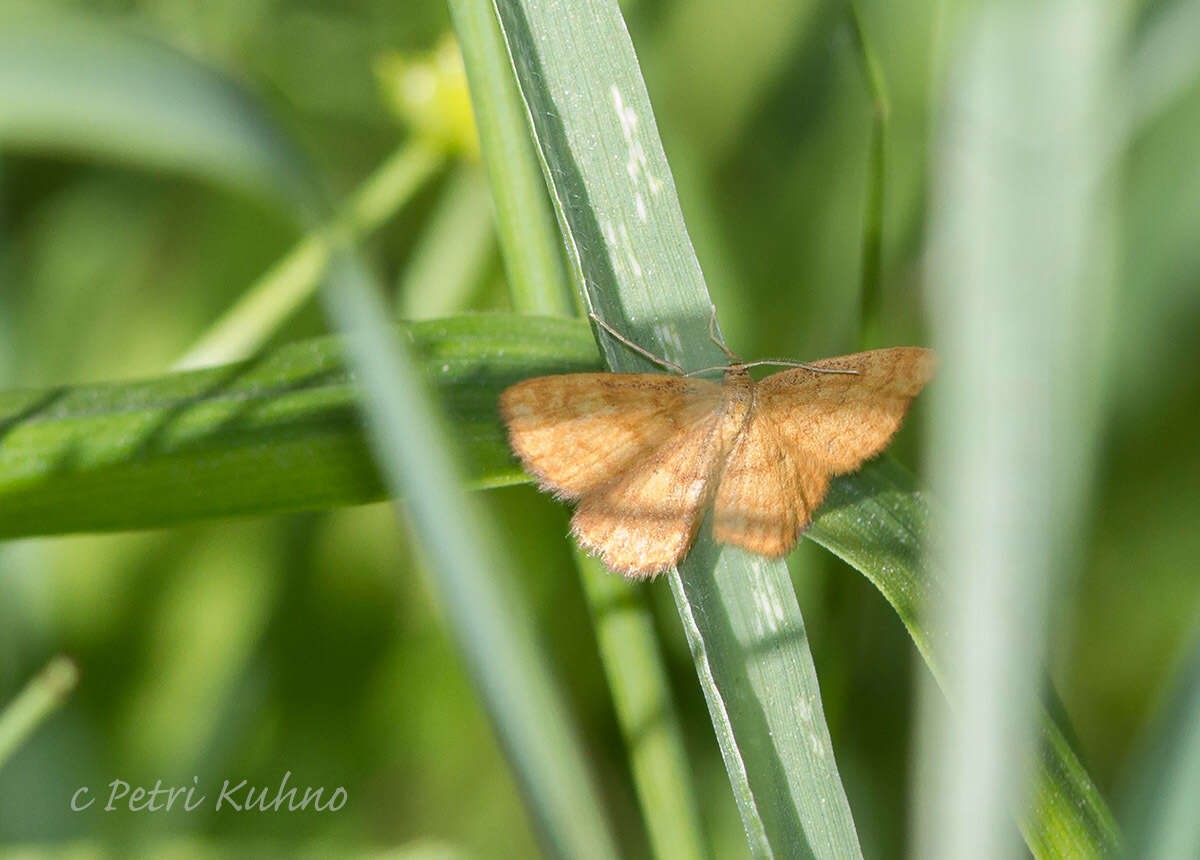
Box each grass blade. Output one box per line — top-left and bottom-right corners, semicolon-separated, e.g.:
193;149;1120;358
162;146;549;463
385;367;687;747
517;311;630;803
0;316;597;535
492;0;862;854
844;0;889;347
0;657;79;769
917;3;1120;857
579;552;711;860
446;0;571;314
453;2;712;852
1120;631;1200;859
318;255;620;859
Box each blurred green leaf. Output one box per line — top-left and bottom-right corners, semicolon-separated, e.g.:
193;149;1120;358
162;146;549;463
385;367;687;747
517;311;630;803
318;257;621;860
397;163;495;318
1119;626;1200;860
844;0;889;349
917;2;1121;858
0;10;318;219
654;0;821;161
446;0;571;315
1122;0;1200;142
0;657;78;769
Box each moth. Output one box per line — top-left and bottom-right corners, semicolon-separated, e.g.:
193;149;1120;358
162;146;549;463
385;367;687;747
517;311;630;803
499;313;936;578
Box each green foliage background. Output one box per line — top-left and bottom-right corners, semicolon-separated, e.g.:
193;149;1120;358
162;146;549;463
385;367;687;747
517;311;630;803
0;0;1198;856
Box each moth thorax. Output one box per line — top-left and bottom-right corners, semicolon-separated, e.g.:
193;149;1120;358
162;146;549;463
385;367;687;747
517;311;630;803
718;368;755;449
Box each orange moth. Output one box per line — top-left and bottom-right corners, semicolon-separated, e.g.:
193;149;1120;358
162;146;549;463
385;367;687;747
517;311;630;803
499;313;936;578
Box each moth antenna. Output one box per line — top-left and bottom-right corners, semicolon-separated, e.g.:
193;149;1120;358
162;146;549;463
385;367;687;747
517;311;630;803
708;306;742;363
736;359;860;376
687;360;857;376
588;313;687;375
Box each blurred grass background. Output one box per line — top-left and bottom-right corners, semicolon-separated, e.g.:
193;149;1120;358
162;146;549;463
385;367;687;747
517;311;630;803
0;0;1197;856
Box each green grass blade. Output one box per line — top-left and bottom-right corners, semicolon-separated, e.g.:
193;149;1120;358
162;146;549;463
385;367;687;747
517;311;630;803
579;552;711;860
1120;633;1200;860
492;0;862;855
318;255;620;860
844;0;889;348
446;0;571;314
0;315;597;533
917;3;1121;858
0;657;79;769
457;2;711;851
